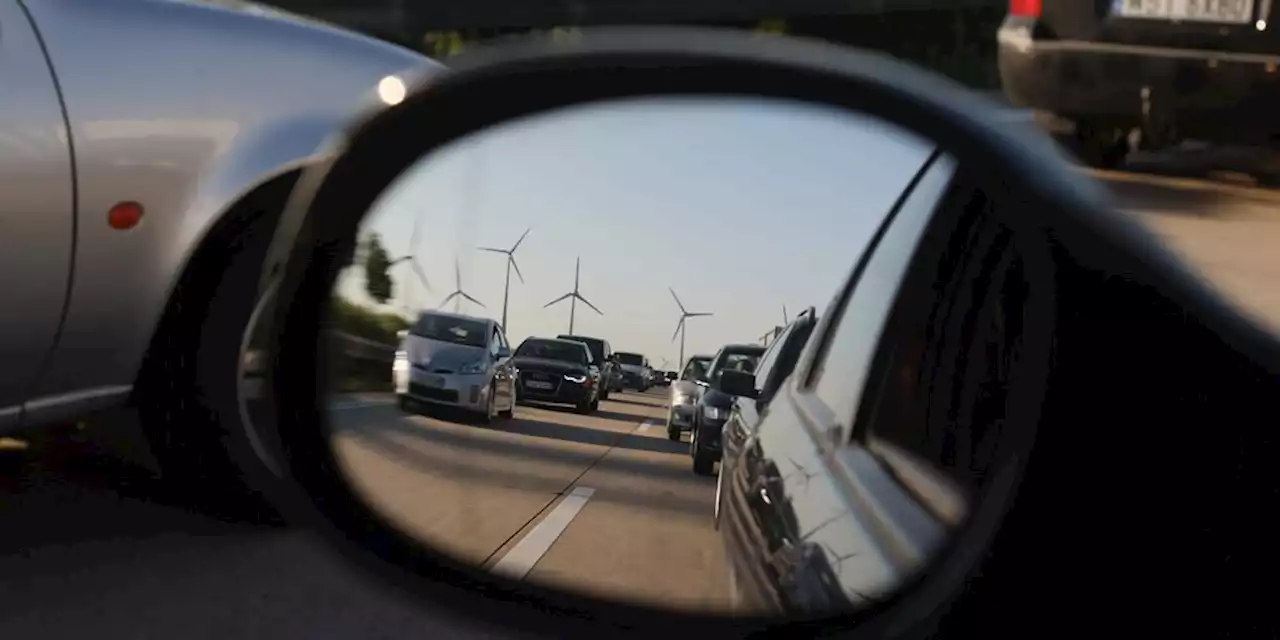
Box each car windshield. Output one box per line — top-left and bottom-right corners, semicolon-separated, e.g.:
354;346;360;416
409;313;488;348
682;357;712;381
516;340;587;364
709;350;765;379
616;353;645;366
558;335;604;362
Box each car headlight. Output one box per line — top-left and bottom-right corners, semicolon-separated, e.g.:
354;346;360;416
460;360;487;375
702;405;730;421
564;374;587;383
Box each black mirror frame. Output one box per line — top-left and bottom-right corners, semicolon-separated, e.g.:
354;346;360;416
258;26;1280;640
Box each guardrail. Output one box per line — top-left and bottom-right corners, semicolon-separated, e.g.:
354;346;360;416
330;330;400;363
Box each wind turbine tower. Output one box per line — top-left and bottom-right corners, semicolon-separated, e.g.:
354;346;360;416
478;227;530;330
439;257;486;313
544;257;602;333
669;287;713;368
386;217;433;316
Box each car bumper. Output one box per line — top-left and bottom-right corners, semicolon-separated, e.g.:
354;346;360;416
998;20;1280;141
394;367;492;412
621;372;647;387
517;375;594;405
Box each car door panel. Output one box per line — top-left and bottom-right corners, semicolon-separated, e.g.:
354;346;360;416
723;150;962;615
0;0;75;430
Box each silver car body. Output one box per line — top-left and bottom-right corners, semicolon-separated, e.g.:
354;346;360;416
667;355;713;430
393;311;516;415
0;0;439;433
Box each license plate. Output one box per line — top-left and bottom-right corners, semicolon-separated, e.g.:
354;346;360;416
526;380;554;390
421;375;445;388
1113;0;1255;24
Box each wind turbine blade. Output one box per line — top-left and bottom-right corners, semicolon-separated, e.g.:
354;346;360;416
511;228;531;253
573;257;581;290
410;259;432;291
544;292;573;308
782;305;789;323
509;256;525;284
575;293;603;315
672;317;685;342
439;292;460;309
461;291;486;308
454;257;462;290
668;287;688;314
409;216;424;252
688;312;714;318
477;246;507;254
388;255;410;267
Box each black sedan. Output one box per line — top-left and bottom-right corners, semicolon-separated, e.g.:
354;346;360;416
689;343;766;475
511;338;600;415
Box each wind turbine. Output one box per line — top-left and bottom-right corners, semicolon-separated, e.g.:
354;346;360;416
477;227;530;330
439;257;486;313
760;304;789;346
544;257;601;333
669;287;712;368
386;217;432;316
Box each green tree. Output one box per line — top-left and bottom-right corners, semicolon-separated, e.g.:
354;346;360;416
363;232;394;304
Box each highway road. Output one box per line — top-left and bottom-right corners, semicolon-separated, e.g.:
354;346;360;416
1;168;1278;639
327;389;732;613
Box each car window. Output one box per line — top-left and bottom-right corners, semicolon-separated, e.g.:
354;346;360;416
753;325;791;389
489;328;501;355
802;154;957;443
762;320;817;403
410;313;490;348
515;339;588;364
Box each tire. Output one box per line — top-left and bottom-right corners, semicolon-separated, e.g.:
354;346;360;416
575;399;593;414
713;464;724;529
590;397;600;413
666;411;681;441
136;201;286;526
499;387;515;418
398;395;414;413
690;426;716;476
1065;124;1128;170
476;387;496;425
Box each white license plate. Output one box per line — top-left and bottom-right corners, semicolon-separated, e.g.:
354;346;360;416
1114;0;1255;24
421;375;445;388
526;381;554;390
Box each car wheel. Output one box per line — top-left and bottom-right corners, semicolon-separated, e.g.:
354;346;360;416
477;387;496;425
666;411;681;441
692;448;715;476
1067;123;1128;170
499;386;515;418
137;203;287;526
397;395;415;413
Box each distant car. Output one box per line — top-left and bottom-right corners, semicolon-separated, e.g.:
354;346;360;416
688;344;767;475
615;351;653;391
665;355;715;441
393;311;516;423
713;307;818;527
998;0;1279;166
557;334;620;398
512;338;600;414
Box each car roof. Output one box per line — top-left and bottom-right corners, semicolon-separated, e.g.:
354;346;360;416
524;337;588;348
417;309;496;327
719;343;767;354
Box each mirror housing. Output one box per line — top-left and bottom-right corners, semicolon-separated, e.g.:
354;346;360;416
717;369;759;398
497;346;511;358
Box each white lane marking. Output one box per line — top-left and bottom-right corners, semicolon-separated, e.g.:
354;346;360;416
636;420;655;434
491;486;596;580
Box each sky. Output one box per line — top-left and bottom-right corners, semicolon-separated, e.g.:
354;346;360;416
334;96;938;368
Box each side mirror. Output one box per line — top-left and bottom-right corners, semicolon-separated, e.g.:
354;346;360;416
717;369;759;398
497;346;511;358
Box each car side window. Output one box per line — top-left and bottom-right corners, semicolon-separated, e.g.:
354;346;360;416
489;329;501;356
802;154;958;443
752;327;788;389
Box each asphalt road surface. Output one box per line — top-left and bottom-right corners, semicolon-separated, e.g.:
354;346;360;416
328;389;731;613
2;168;1278;640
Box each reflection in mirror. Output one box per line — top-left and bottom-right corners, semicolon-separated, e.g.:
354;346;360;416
323;96;975;617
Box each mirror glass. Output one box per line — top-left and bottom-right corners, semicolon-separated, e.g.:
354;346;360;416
322;96;967;617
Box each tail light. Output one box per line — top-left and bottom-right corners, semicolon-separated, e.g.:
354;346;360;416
1009;0;1041;18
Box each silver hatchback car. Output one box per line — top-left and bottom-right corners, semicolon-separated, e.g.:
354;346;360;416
393;311;517;423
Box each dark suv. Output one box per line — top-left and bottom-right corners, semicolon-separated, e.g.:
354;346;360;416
557;334;619;400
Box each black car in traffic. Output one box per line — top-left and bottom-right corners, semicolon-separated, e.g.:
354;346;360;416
688;343;766;475
557;334;620;399
512;338;600;414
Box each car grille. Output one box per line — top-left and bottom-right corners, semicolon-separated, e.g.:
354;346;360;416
409;383;459;403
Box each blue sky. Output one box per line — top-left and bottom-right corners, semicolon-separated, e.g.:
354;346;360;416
335;96;936;367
